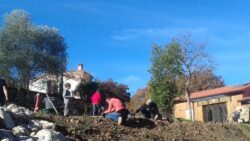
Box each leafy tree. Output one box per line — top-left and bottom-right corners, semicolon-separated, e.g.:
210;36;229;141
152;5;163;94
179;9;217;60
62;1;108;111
149;40;181;117
0;9;67;89
149;34;220;120
74;79;130;115
127;87;149;112
78;79;130;105
98;79;130;102
0;9;34;87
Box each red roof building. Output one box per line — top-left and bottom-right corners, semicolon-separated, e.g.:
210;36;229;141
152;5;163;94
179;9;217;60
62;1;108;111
174;83;250;123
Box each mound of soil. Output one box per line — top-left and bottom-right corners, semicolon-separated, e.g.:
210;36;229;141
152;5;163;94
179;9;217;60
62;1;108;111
36;114;250;141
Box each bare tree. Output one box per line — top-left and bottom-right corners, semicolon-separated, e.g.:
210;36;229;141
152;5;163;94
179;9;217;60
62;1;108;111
189;68;224;92
179;35;211;120
177;34;212;121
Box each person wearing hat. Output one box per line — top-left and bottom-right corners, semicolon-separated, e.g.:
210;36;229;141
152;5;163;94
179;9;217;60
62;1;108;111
134;99;161;120
0;78;8;106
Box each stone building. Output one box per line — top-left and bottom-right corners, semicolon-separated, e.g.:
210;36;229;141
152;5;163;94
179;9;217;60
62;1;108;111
174;83;250;123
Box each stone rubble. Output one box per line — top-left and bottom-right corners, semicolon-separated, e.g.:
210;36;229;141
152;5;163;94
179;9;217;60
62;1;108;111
33;129;67;141
0;129;15;141
0;104;67;141
0;107;15;129
12;125;29;136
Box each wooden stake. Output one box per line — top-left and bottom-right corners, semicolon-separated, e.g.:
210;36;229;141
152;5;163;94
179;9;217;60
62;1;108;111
45;93;59;115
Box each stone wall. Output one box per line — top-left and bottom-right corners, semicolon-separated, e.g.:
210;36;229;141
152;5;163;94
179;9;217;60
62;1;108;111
227;95;242;122
174;102;188;119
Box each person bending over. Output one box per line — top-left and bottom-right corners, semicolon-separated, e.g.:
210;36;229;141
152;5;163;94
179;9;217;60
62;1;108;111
134;99;161;120
103;97;129;125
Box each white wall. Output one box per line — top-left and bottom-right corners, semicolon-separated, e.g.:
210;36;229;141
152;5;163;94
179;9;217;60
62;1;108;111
29;75;81;94
29;79;47;93
63;77;81;92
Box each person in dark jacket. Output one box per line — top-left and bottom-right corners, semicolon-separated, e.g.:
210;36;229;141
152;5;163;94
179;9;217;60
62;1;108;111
134;99;161;120
0;79;8;106
231;109;242;122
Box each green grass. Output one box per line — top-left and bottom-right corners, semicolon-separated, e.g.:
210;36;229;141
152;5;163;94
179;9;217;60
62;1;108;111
239;123;250;139
176;118;192;122
239;123;250;132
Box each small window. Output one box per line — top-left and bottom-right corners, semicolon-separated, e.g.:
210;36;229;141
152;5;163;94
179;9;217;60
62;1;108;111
241;101;250;105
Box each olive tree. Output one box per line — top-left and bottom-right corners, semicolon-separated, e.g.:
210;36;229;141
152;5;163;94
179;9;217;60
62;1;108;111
0;9;67;89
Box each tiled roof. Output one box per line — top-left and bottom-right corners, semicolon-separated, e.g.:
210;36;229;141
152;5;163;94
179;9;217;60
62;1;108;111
191;83;250;100
174;83;250;102
30;70;92;83
64;71;84;79
64;71;93;82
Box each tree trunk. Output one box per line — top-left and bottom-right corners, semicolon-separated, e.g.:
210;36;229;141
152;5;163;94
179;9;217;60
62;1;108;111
59;71;64;95
185;79;193;121
185;89;193;121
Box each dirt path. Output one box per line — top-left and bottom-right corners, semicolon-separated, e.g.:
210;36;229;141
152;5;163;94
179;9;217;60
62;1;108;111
36;114;250;141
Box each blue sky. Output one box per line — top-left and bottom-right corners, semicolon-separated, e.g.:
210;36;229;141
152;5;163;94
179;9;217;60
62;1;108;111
1;0;250;95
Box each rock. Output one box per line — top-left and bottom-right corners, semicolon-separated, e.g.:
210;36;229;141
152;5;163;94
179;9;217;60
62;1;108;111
10;108;19;113
6;104;23;116
30;132;36;136
0;107;15;129
75;119;80;124
33;129;67;141
6;104;34;125
15;136;38;141
6;104;34;118
6;104;18;112
12;125;30;136
28;120;55;131
28;120;42;132
39;120;55;129
24;109;33;117
0;129;15;141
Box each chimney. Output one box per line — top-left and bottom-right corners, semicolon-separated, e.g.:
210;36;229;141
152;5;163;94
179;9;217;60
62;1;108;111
78;64;83;72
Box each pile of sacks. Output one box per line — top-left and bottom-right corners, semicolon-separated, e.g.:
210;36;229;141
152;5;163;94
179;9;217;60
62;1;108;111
0;104;66;141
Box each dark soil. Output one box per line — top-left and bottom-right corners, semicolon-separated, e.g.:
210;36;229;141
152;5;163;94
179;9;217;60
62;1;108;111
35;113;250;141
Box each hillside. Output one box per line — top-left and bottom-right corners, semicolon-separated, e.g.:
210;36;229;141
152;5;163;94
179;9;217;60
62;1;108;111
36;114;250;141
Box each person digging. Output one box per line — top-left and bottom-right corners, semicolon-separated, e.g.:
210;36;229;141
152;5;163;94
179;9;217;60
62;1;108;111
102;97;130;126
133;99;161;120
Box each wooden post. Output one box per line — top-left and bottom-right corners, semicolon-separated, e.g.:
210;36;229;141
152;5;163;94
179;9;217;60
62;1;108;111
34;93;40;113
